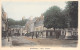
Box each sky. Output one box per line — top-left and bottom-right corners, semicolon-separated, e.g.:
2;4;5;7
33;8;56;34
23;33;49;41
2;1;67;21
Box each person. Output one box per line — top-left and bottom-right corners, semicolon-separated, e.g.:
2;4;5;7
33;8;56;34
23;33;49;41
32;32;34;39
41;32;43;38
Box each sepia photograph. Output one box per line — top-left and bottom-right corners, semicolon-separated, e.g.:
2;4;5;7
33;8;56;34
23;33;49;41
1;0;78;48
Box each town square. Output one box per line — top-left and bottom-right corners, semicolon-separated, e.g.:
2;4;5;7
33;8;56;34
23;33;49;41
1;1;78;47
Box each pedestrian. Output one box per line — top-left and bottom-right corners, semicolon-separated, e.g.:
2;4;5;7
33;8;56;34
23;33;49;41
32;32;34;39
41;32;43;38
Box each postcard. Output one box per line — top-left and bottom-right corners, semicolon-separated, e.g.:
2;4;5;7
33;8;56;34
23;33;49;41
0;0;79;50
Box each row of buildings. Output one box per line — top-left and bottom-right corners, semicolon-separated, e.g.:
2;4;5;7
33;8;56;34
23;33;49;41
1;7;26;37
9;25;27;36
25;14;47;33
1;7;78;39
25;14;78;39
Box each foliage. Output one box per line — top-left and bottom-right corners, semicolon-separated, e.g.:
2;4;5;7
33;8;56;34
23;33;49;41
8;18;28;26
43;6;67;30
66;1;78;28
43;1;78;30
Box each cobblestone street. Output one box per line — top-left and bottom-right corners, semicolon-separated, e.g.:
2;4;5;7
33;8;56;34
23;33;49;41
12;36;37;46
2;36;78;47
2;36;37;47
2;37;12;47
24;36;78;47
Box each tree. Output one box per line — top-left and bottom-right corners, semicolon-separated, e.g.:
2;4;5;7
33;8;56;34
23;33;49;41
8;18;28;26
66;1;78;28
43;6;66;31
8;18;15;26
56;11;67;28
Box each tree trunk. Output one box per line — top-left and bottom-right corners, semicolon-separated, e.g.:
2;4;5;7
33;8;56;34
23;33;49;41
54;27;55;32
36;32;37;38
53;27;56;38
32;33;34;39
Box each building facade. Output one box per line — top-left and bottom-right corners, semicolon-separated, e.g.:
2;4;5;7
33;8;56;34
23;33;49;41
9;25;25;36
2;7;8;37
25;14;78;39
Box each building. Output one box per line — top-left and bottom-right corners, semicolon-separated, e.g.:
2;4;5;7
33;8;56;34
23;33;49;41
25;14;78;39
61;28;78;40
25;19;32;33
34;15;45;31
25;14;49;38
2;7;8;37
9;25;24;36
